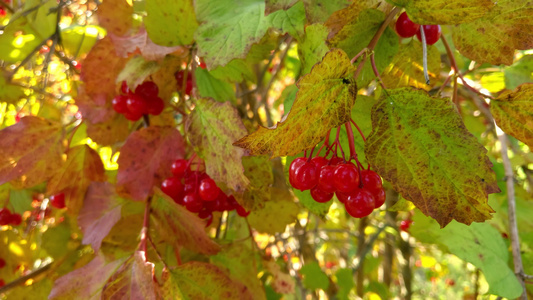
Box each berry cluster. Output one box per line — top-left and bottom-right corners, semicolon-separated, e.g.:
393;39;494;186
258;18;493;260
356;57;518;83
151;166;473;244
112;81;165;121
289;156;385;218
0;208;22;226
175;70;193;96
395;12;441;45
161;158;249;226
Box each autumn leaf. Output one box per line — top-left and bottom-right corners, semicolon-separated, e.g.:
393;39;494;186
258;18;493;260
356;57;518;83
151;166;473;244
396;0;494;25
0;116;64;188
297;24;329;75
76;87;115;125
97;0;132;36
364;88;499;227
85;114;130;146
116;56;161;90
247;187;299;234
117;126;185;201
491;83;533;148
324;0;382;38
161;261;254;300
47;145;107;214
0;76;27;104
144;0;197;46
241;156;273;211
301;0;349;24
151;188;221;255
109;28;187;61
150;55;183;101
78;182;125;252
265;0;299;15
186;98;249;192
102;252;158;300
234;48;356;157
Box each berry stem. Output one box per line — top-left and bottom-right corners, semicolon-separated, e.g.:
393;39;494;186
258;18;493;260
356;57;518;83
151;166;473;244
350;48;368;64
350;119;367;142
138;196;152;255
419;26;430;85
344;121;357;160
370;52;387;90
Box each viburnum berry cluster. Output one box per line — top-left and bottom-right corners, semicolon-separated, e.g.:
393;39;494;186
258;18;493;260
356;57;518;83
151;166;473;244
0;207;22;226
161;155;249;226
395;12;441;45
112;81;165;121
175;69;193;96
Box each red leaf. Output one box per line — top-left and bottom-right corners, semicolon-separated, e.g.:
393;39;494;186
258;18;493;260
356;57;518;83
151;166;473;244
117;126;185;200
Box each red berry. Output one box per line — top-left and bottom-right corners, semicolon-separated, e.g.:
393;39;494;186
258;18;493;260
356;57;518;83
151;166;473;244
311;156;328;170
0;279;4;287
161;177;184;201
294;162;318;191
236;205;250;217
395;12;420;38
199;60;207;69
198;209;212;219
50;193;66;209
10;213;22;226
126;94;149;115
333;163;359;193
146;96;165;115
199;178;220;201
112;95;129;114
289;157;306;189
336;191;350;204
0;258;5;268
0;208;11;225
121;81;131;94
400;220;413;232
123;110;143;121
175;70;193;95
171;159;189;177
183;193;203;213
310;187;333;203
344;189;375;218
416;25;441;45
318;165;336;193
135;81;159;99
361;169;382;193
328;156;343;166
227;195;239;210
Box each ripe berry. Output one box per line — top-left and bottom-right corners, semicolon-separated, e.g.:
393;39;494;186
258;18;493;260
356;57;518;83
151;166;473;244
50;193;66;209
400;220;413;232
336;191;350;204
310;187;333;203
311;156;328;170
289;157;306;189
416;25;441;45
318;165;336;193
0;279;4;287
183;193;203;213
199;178;220;201
373;189;386;208
236;205;250;217
198;209;212;219
0;258;5;268
123;110;143;121
344;189;375;218
10;213;22;226
328;156;343;166
395;12;420;38
175;70;193;95
333;163;359;193
361;169;382;193
126;94;149;116
112;95;129;114
135;81;159;99
146;96;165;116
121;81;131;94
293;162;318;191
0;208;11;225
227;195;239;210
171;159;189;177
161;177;184;201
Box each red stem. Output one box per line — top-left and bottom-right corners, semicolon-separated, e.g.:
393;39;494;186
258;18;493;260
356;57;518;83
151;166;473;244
370;53;387;90
344;121;357;160
350;119;367;142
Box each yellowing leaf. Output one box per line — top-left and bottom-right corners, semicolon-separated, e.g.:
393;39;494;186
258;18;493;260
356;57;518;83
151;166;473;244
117;126;185;201
145;0;197;46
452;0;533;65
247;188;299;234
47;145;107;214
186;98;249;192
302;0;348;24
151;188;221;255
150;55;182;100
297;24;329;75
234;49;356;157
364;88;499;227
79;182;125;251
324;0;382;38
0;76;27;104
491;83;533;148
265;0;299;15
86;114;130;146
109;28;187;61
399;0;494;25
162;262;254;300
97;0;132;36
242;156;273;211
102;252;158;300
116;56;161;90
0;116;64;188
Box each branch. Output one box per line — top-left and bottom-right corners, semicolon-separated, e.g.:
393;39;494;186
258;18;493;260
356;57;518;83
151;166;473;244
0;262;52;293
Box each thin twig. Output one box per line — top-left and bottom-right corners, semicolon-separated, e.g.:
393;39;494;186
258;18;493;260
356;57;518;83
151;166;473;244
0;262;52;293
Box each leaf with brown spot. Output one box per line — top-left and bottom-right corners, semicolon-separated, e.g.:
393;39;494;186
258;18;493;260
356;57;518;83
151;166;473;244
265;0;299;15
234;49;356;157
324;0;382;38
109;28;187;61
491;83;533;148
102;252;158;300
398;0;494;25
302;0;349;24
47;145;106;214
117;126;185;201
187;98;249;192
97;0;132;35
79;182;125;252
161;262;254;300
364;88;499;227
145;0;197;46
0;116;64;188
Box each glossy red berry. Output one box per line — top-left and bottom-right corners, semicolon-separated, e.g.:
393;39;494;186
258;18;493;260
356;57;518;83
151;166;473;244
344;189;375;218
400;220;413;232
171;159;189;177
0;208;11;226
236;205;250;217
416;25;441;45
135;81;159;99
336;191;350;204
361;169;382;193
50;193;66;209
310;187;333;203
373;188;386;208
333;163;359;193
146;96;165;115
126;94;149;116
10;213;22;226
289;157;306;189
328;156;343;166
198;209;212;219
112;95;129;114
176;70;193;95
120;81;131;94
311;156;328;170
0;258;5;268
318;165;336;193
395;12;420;38
199;178;220;201
294;162;318;191
123;110;143;121
161;177;184;201
183;193;203;213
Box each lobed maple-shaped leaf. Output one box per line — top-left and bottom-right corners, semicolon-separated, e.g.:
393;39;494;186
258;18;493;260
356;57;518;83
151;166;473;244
364;88;499;227
117;126;185;201
265;0;299;15
97;0;132;36
145;0;197;46
324;0;382;38
0;116;64;188
161;261;254;300
186;98;249;192
248;187;299;234
268;1;306;39
395;0;494;25
109;28;187;61
234;48;356;157
491;83;533;148
47;145;107;214
102;252;158;300
452;0;533;66
116;56;161;90
381;41;441;91
49;253;127;300
151;188;221;255
78;182;125;252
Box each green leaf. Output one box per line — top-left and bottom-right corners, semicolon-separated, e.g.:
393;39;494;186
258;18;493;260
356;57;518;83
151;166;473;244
302;0;349;24
491;83;533;148
268;1;306;39
504;55;533;90
398;0;494;25
195;68;236;104
327;9;399;87
195;0;271;69
410;212;523;299
0;76;27;104
7;278;52;300
247;188;299;234
300;262;330;290
265;0;299;15
234;49;357;157
186;98;249;192
116;56;161;90
294;188;331;218
145;0;197;46
23;0;57;40
60;25;104;58
242;155;273;211
364;88;500;227
297;23;330;75
452;0;533;65
0;19;41;63
209;59;255;83
42;221;71;259
335;268;354;300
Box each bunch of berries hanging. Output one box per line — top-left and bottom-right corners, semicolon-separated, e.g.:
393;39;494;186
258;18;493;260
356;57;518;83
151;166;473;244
395;12;441;45
112;81;165;121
